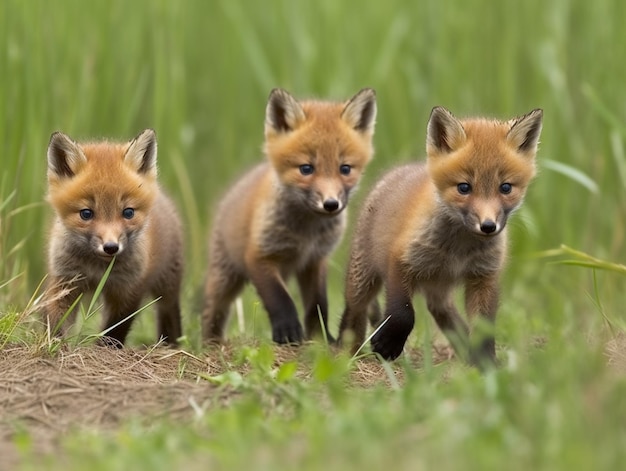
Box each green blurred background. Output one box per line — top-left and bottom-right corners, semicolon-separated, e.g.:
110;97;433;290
1;0;625;344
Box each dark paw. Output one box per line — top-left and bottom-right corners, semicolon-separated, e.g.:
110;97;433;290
469;337;497;370
371;330;406;360
370;316;413;361
272;319;304;345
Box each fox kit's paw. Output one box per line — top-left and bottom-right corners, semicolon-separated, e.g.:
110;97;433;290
272;319;304;345
370;316;413;361
371;331;405;361
469;337;497;370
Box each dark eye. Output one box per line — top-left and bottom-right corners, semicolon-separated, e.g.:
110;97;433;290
500;183;512;194
339;164;352;175
79;209;94;220
299;164;314;175
457;183;472;195
122;208;135;219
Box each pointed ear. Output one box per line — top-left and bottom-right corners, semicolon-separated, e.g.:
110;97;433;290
47;132;87;178
507;109;543;154
125;129;157;175
265;89;306;134
341;88;377;133
427;106;467;154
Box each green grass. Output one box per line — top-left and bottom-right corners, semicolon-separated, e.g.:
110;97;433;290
14;341;626;471
2;0;626;469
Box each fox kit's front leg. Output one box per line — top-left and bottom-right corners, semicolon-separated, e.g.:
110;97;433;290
465;274;500;365
43;276;82;337
297;259;333;342
100;290;143;347
155;294;183;346
370;268;415;360
247;258;303;344
424;286;471;361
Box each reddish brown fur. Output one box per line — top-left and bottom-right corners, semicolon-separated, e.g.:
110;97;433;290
339;107;543;366
203;88;376;345
43;130;183;346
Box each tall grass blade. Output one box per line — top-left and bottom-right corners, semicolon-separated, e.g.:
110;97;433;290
83;296;162;345
0;273;22;291
51;292;83;338
609;130;626;190
85;257;116;319
582;82;626;136
539;245;626;276
316;304;329;345
352;315;391;359
542;159;599;194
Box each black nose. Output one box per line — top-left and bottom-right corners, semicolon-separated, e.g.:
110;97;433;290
323;199;340;212
480;220;497;234
103;242;119;255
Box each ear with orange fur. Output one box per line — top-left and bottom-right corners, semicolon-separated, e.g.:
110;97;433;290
125;129;157;175
507;109;543;154
341;88;377;133
265;89;306;134
47;132;87;179
426;106;467;155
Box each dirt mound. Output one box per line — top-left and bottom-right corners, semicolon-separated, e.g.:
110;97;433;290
0;340;452;466
0;345;232;468
1;345;224;425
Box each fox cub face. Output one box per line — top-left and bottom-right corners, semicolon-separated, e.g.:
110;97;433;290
47;129;158;259
264;88;377;215
426;106;543;236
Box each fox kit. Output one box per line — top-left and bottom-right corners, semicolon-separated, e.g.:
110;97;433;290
339;106;543;365
202;88;377;344
44;129;183;346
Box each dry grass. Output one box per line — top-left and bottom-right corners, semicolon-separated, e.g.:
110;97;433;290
1;334;624;469
0;344;229;468
0;339;456;465
606;331;626;375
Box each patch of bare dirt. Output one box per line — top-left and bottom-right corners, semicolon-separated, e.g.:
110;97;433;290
0;344;229;469
0;340;453;469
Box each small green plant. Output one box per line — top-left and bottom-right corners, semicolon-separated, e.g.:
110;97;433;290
0;186;41;308
540;244;626;335
541;245;626;276
31;257;164;352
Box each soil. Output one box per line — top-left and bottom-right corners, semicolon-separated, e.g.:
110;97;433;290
0;344;228;469
0;340;452;469
2;335;621;470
